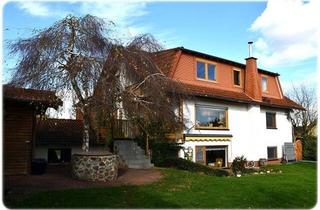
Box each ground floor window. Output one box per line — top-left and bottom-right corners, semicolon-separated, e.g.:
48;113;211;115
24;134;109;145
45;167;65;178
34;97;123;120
195;145;228;167
267;146;277;160
48;148;71;164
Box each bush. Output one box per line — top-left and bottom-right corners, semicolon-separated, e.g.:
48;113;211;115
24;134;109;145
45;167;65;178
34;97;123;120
243;168;259;174
151;141;182;165
231;156;247;174
301;135;317;160
157;158;230;177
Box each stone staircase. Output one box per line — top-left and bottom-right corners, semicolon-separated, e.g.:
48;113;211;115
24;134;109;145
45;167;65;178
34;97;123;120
114;140;154;169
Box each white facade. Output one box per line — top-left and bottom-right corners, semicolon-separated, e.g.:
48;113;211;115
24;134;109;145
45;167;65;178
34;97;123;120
179;98;293;165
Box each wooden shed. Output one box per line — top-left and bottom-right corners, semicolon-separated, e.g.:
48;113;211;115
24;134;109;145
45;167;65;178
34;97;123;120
3;85;62;175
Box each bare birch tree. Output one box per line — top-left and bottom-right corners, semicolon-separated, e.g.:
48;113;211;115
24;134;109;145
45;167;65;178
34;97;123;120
9;15;186;153
91;35;186;153
9;15;112;152
286;84;317;137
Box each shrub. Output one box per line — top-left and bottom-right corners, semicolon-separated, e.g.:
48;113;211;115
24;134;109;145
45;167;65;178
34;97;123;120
151;141;182;165
301;135;317;160
243;168;259;174
157;158;230;177
231;156;247;174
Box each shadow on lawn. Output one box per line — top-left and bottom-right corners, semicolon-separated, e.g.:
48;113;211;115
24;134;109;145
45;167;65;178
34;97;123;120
4;185;180;209
3;165;167;208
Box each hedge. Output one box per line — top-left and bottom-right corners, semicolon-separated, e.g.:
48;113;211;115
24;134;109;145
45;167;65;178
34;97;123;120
156;158;230;177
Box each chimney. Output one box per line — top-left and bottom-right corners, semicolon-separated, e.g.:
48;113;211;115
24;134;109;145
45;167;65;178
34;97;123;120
248;41;253;57
244;41;262;101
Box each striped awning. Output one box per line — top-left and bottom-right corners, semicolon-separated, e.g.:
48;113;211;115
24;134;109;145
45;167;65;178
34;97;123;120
184;134;232;141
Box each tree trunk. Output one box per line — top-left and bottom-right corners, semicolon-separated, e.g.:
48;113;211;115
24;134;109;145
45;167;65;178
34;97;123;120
82;106;90;152
110;114;115;152
146;134;150;157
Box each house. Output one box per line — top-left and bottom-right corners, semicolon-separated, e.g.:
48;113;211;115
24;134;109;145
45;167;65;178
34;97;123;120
152;46;303;167
3;85;62;174
31;44;302;169
72;44;302;168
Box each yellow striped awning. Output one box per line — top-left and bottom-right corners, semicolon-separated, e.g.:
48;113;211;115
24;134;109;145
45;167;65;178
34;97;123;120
184;134;232;141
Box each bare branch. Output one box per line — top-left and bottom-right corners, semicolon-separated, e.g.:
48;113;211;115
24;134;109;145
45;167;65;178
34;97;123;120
286;84;317;137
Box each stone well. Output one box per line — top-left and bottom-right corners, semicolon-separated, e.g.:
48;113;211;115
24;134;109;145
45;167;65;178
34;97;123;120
72;152;118;182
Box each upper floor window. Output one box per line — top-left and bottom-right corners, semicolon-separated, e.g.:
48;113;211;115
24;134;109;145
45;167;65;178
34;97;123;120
196;60;216;81
195;105;228;129
266;112;277;129
262;76;268;92
196;61;206;79
233;69;241;86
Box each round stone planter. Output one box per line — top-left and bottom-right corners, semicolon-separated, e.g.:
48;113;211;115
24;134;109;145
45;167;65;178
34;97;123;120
72;152;118;182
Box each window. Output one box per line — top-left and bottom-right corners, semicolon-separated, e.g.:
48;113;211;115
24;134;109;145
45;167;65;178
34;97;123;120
196;146;205;164
196;61;206;79
266;112;277;129
207;64;216;80
196;60;216;81
195;105;228;129
233;70;241;86
267;146;277;159
262;76;268;92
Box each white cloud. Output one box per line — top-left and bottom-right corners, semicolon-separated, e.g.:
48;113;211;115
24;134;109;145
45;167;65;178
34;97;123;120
79;1;148;25
16;1;151;40
18;1;51;16
249;0;320;67
78;1;151;41
17;1;67;18
15;1;180;47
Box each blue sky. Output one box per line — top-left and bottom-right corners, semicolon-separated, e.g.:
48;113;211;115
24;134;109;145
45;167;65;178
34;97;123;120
2;0;318;91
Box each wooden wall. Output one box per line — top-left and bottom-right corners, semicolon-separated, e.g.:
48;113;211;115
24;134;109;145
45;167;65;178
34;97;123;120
4;101;35;175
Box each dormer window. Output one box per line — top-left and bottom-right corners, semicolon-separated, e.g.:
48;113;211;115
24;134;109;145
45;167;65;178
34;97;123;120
262;76;268;92
233;69;241;86
196;60;216;81
196;61;206;79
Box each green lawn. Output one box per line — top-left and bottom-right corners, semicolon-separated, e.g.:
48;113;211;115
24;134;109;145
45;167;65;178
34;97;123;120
7;162;317;208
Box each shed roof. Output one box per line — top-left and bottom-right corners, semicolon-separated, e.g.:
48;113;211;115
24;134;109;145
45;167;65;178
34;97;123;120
36;118;83;146
3;85;62;109
35;118;101;147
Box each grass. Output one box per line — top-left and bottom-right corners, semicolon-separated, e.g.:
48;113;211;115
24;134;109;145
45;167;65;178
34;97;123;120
6;162;317;208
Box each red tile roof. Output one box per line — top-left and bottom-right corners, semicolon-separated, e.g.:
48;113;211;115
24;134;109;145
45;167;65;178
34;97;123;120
152;48;303;110
151;49;178;76
261;96;304;110
3;85;62;108
181;82;253;103
154;47;280;77
178;82;304;110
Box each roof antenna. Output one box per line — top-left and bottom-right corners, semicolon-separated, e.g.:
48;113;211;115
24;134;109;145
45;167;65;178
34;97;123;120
248;41;253;57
